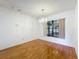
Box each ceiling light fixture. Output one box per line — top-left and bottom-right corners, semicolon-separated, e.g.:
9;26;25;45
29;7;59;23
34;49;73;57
39;9;48;23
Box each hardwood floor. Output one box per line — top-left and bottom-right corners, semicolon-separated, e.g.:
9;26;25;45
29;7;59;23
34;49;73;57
0;39;77;59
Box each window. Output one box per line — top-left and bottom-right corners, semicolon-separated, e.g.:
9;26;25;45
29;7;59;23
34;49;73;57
47;18;65;39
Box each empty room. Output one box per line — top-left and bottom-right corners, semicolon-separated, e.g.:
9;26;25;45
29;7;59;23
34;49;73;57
0;0;78;59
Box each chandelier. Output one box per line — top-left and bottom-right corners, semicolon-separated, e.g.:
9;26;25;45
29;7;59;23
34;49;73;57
39;9;48;23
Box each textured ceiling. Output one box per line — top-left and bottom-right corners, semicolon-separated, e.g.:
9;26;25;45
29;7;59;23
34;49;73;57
0;0;77;18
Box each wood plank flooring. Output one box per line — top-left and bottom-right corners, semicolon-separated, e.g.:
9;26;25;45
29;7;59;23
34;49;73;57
0;39;77;59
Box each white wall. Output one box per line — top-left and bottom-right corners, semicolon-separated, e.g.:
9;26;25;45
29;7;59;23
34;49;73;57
37;9;78;54
0;7;38;50
74;4;78;54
